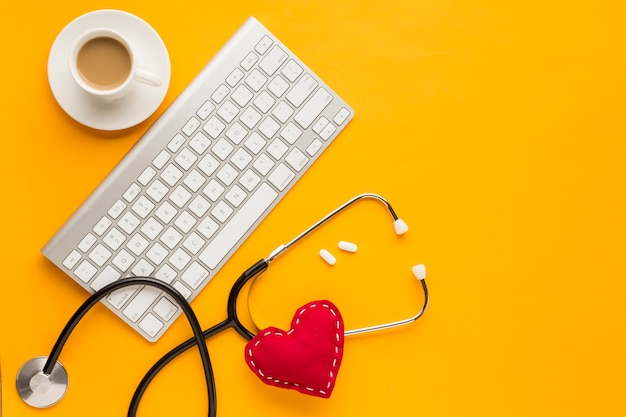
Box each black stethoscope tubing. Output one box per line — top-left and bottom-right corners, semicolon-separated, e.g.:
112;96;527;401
128;258;268;417
24;193;427;417
38;276;218;416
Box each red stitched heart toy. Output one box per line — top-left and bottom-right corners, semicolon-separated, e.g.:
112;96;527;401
244;300;344;398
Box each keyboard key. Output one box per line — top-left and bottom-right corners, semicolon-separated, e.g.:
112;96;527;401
211;84;230;104
112;249;134;272
123;287;160;322
75;260;97;283
231;148;253;171
175;148;198;170
153;298;178;321
268;163;296;191
122;183;142;203
170;185;192;208
268;138;288;160
280;122;302;144
286;73;318;107
183;232;206;255
147;179;168;203
245;69;268;92
253;153;274;176
189;195;211;217
226;185;247;207
241;51;259;70
306;138;323;156
183;169;206;193
78;233;97;252
132;259;155;276
268;75;289;98
127;234;150;256
255;35;273;54
141;217;164;240
244;132;266;154
161;164;184;187
226;68;245;87
103;227;126;251
211;201;234;223
93;216;112;236
258;117;280;138
181;261;210;290
212;138;234;160
239;169;261;191
146;242;168;265
155;264;177;283
107;200;127;219
281;59;303;82
232;85;254;107
90;265;121;291
203;116;226;139
156;201;178;224
217;100;239;124
161;227;183;249
272;100;294;123
63;250;81;269
216;163;238;186
139;313;163;338
198;154;220;176
132;196;155;218
260;46;288;76
294;87;333;129
240;107;263;129
138;167;156;185
182;117;201;136
333;107;350;125
203;179;225;201
285;148;309;172
119;212;141;234
197;217;219;239
168;133;186;153
174;211;197;234
197;101;216;120
173;281;192;299
199;183;277;269
89;244;112;267
107;285;139;309
153;150;171;169
170;248;192;270
253;91;275;113
189;132;211;154
226;122;248;144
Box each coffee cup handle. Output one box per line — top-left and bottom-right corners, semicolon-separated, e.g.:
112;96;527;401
135;68;163;87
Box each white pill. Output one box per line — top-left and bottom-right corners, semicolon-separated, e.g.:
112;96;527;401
338;241;358;252
319;249;336;265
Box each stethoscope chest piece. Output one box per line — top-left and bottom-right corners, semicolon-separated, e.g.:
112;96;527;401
16;356;68;408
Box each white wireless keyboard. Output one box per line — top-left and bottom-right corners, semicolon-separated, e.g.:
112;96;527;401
42;17;353;341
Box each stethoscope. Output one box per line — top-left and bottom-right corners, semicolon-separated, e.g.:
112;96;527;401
17;193;429;416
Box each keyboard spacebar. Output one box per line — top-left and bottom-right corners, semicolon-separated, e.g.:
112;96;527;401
199;183;278;269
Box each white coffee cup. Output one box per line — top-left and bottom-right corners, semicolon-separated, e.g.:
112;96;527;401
69;28;163;102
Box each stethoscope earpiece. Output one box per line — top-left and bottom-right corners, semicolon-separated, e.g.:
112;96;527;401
16;356;68;408
18;193;428;416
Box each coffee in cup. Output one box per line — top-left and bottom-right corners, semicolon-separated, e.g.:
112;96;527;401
69;28;162;102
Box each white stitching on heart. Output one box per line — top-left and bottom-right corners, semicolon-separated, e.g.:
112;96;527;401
246;302;342;397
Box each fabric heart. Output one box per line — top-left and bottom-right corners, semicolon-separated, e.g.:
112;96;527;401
244;300;344;398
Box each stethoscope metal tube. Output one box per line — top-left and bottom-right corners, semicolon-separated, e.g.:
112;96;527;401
18;192;428;417
258;192;427;336
265;193;407;262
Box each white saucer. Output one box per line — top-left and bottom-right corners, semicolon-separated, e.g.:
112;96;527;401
48;10;171;131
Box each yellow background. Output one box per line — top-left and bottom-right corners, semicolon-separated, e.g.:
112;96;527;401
1;1;625;416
